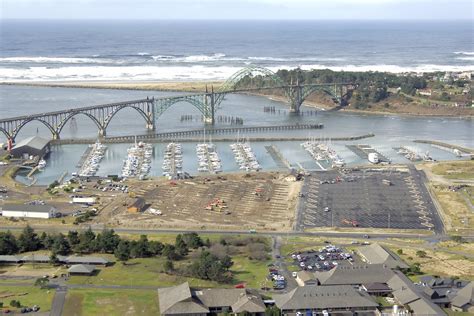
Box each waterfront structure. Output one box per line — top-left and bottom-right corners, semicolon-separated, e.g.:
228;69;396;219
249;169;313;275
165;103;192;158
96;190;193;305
0;66;354;141
0;204;56;219
9;136;50;159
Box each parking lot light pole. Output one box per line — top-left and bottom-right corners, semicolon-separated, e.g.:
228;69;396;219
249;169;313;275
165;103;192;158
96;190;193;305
388;213;391;229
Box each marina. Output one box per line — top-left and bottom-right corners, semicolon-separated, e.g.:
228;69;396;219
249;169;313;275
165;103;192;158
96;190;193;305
121;140;153;179
230;141;261;171
196;142;222;174
162;142;184;179
301;140;346;170
76;141;107;177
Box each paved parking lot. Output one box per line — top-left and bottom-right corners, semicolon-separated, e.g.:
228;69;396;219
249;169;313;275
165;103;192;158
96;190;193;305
289;244;359;272
297;167;443;233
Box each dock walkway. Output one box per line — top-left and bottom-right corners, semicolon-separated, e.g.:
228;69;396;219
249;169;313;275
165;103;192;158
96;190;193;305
347;144;390;163
265;145;291;170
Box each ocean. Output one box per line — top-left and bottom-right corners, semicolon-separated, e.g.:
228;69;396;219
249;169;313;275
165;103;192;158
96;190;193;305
0;20;472;82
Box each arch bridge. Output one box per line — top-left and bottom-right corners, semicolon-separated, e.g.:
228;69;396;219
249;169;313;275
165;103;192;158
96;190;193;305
0;66;355;142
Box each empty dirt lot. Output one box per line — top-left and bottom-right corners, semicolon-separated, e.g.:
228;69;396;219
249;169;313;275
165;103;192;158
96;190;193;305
96;172;301;231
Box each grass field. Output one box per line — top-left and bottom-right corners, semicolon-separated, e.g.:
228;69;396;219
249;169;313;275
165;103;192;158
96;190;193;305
67;254;269;288
431;161;474;180
62;289;159;316
433;186;473;234
0;285;54;312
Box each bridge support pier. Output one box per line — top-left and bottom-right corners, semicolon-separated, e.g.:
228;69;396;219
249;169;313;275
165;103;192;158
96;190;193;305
98;129;107;138
52;132;60;140
145;120;155;131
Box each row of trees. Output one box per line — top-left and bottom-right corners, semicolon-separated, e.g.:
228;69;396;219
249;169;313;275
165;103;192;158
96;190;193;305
0;226;207;262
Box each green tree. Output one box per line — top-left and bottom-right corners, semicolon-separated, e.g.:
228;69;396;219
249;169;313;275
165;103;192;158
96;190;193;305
34;277;49;289
397;249;403;255
148;240;164;256
75;228;96;253
49;252;59;265
182;233;203;249
0;231;18;255
416;250;427;258
51;234;71;256
162;244;180;260
163;260;174;273
67;231;80;246
10;299;21;308
265;305;281;316
175;234;189;257
96;229;120;253
114;240;130;261
18;225;41;252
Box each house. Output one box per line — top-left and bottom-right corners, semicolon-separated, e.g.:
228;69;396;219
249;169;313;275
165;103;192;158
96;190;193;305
10;136;50;159
358;243;408;269
1;204;56;219
127;197;146;213
295;270;317;286
68;264;96;275
158;282;265;315
273;285;379;314
451;282;474;313
313;264;395;286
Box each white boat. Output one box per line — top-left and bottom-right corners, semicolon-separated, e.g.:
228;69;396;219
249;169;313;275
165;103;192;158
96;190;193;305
37;159;46;169
368;153;379;164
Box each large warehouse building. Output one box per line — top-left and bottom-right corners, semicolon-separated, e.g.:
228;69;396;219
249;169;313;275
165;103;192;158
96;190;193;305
10;136;51;159
1;204;57;219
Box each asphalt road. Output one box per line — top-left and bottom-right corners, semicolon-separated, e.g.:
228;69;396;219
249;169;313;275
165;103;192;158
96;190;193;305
50;285;67;316
0;225;471;242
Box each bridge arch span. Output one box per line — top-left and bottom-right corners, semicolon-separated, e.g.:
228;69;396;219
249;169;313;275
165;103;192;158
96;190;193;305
102;104;152;131
155;96;209;119
56;111;103;137
0;127;10;141
12;118;56;140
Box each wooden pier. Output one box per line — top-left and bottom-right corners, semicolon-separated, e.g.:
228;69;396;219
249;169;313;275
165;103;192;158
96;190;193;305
347;144;390;163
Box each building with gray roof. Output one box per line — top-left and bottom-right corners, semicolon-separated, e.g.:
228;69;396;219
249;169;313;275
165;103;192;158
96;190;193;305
358;243;408;269
64;256;110;265
274;285;378;314
0;255;22;263
451;282;474;313
10;136;50;159
158;282;265;315
314;264;395;286
158;282;209;316
68;264;96;275
1;204;56;219
388;271;446;316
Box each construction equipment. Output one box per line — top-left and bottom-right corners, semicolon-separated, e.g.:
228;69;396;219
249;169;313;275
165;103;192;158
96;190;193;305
341;218;359;227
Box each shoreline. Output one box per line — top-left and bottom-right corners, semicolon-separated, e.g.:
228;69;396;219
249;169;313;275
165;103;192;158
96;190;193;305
2;81;473;119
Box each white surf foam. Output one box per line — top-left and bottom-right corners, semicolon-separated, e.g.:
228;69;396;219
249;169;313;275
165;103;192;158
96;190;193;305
0;57;112;64
1;64;473;82
453;51;474;55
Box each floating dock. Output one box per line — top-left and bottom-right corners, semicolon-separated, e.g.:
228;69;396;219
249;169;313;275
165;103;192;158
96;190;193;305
347;144;390;163
265;145;291;170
